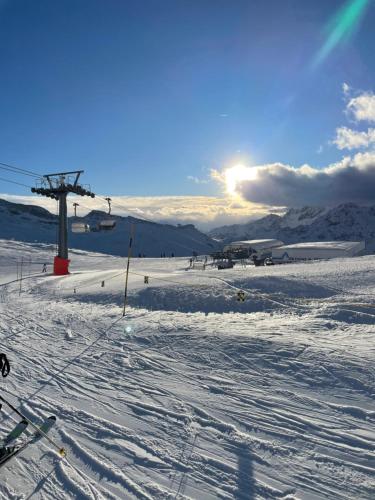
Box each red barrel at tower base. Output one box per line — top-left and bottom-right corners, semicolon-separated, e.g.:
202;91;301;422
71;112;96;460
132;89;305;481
54;256;70;275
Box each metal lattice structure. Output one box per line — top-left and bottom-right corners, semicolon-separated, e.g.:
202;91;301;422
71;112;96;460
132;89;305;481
31;170;95;274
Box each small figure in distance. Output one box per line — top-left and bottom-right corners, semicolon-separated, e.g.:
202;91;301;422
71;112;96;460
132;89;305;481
42;263;47;273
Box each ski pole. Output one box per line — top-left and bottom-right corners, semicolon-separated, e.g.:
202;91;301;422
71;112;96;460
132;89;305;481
0;394;66;457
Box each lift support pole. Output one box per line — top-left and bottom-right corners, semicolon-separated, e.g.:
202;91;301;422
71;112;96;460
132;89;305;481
31;170;95;275
58;192;68;260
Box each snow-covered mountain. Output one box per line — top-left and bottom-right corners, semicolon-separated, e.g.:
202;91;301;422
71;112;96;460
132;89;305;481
0;198;219;257
209;203;375;251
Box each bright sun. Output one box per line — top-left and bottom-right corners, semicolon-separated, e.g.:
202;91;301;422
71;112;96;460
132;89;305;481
224;164;258;196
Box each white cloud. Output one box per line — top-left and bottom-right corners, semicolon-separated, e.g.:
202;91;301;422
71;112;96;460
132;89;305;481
0;193;272;230
209;84;375;208
347;91;375;123
5;82;375;228
342;82;350;96
216;152;375;207
334;126;375;150
186;175;209;184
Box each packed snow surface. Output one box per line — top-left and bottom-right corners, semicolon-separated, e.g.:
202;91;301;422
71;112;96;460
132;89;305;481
223;240;284;252
274;241;363;251
0;239;374;499
272;241;365;260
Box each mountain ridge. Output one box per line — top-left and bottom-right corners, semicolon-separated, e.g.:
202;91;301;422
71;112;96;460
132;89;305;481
209;203;375;252
0;198;219;257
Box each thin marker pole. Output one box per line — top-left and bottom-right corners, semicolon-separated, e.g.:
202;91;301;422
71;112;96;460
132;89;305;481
19;258;23;296
123;224;135;316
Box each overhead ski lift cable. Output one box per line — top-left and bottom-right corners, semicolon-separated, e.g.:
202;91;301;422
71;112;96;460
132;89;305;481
99;196;157;224
0;160;156;223
72;193;156;224
0;161;43;179
0;177;33;189
74;195;157;225
0;160;44;198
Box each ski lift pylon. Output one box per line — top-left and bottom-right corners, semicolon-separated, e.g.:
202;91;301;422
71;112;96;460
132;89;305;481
99;197;116;230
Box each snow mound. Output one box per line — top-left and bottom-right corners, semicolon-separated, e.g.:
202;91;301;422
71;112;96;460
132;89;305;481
130;284;278;314
129;276;337;314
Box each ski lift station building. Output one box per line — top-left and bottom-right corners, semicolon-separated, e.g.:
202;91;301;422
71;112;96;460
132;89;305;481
223;239;284;257
272;241;365;263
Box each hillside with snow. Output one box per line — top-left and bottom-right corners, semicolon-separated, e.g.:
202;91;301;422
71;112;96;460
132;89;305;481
0;240;374;499
0;198;219;257
209;204;375;251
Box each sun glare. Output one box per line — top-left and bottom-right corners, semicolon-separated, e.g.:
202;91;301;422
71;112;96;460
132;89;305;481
224;165;258;196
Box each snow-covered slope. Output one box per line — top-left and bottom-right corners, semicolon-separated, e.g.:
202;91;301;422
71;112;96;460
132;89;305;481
209;203;375;251
279;206;328;228
0;240;374;499
0;198;219;257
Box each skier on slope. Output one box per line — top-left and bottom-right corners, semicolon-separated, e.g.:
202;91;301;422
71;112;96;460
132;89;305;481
42;263;47;273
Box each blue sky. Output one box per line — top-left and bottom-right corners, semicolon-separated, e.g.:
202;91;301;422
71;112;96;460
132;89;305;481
0;0;374;225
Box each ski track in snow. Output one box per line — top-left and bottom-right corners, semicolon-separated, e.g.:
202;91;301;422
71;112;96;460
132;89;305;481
0;241;374;499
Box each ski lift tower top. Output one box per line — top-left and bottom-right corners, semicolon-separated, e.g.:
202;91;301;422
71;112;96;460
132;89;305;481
31;170;95;275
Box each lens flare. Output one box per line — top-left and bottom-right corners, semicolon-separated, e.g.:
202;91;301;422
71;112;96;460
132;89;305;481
224;165;258;196
312;0;370;68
